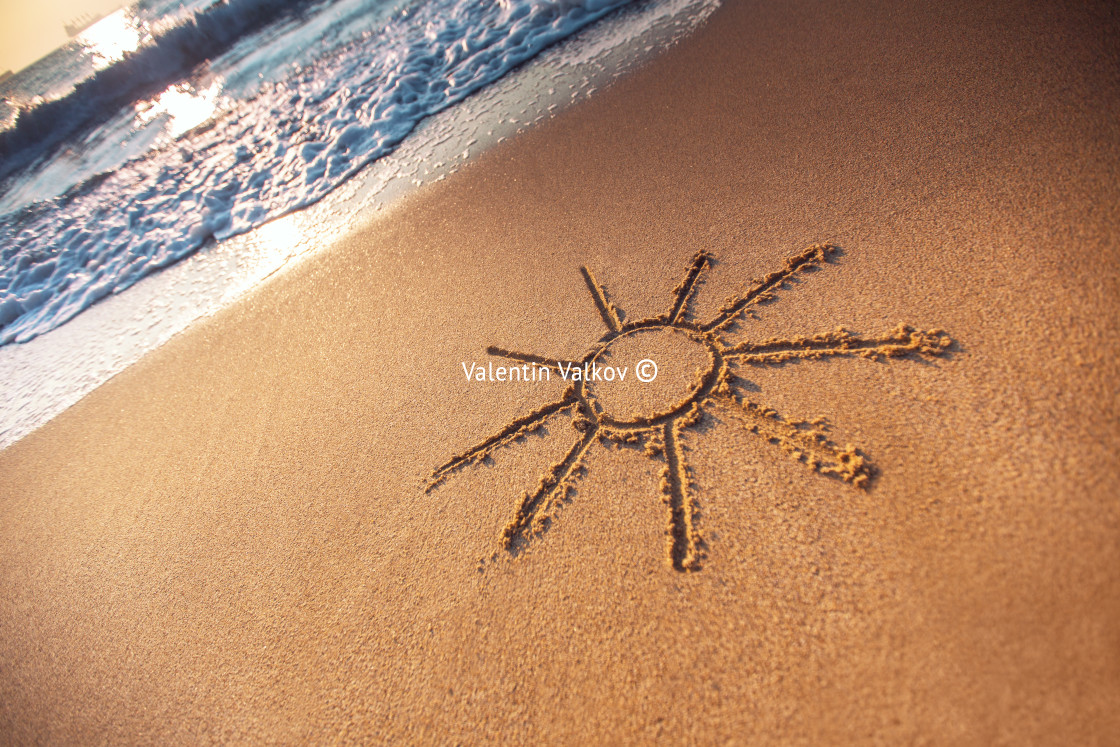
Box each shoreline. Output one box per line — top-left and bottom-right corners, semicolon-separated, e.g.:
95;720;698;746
2;0;1118;741
0;0;720;451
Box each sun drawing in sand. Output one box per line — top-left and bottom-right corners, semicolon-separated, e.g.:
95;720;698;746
428;244;952;571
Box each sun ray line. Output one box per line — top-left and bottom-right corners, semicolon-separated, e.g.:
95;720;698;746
486;345;578;371
716;390;873;487
722;325;953;363
667;250;712;324
580;265;622;333
427;392;578;492
662;420;703;571
701;243;837;332
502;422;598;549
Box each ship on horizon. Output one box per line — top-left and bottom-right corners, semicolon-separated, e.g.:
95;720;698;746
64;10;109;38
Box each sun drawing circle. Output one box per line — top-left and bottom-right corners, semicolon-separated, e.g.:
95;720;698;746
428;244;952;571
584;326;718;427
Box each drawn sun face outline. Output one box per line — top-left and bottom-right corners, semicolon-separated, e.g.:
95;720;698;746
428;244;952;571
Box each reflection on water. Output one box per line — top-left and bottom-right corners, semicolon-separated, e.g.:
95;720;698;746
79;9;144;70
136;81;223;137
219;211;310;304
253;213;307;263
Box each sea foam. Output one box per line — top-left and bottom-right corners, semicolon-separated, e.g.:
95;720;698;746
0;0;632;345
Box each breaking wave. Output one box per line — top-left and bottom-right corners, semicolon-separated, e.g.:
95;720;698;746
0;0;323;183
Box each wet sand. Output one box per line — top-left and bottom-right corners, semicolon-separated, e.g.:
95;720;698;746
2;0;1119;741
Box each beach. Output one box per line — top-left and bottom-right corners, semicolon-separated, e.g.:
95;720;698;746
2;0;1119;741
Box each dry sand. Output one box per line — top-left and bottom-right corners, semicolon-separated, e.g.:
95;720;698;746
2;0;1119;742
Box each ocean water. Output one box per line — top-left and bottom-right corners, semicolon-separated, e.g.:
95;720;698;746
0;0;643;345
0;0;719;448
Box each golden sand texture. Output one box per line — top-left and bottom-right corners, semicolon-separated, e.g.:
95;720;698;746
2;0;1119;742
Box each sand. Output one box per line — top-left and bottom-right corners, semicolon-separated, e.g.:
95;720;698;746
2;0;1119;741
